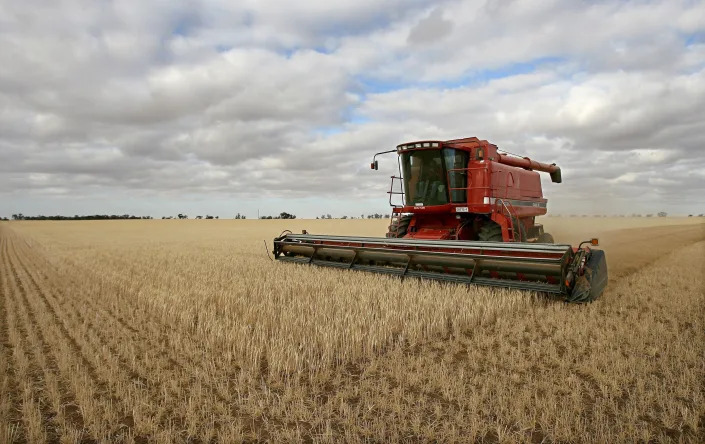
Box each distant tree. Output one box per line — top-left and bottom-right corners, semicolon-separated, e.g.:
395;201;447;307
177;213;188;219
326;214;332;219
215;216;219;219
646;214;653;217
688;214;693;217
195;215;203;219
279;212;296;220
205;215;214;219
4;213;152;221
657;212;667;217
341;215;347;219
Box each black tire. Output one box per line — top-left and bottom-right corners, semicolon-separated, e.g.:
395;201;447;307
478;221;504;242
386;215;412;238
538;232;554;244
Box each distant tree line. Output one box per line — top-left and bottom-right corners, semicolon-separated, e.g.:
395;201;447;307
164;215;219;219
316;214;391;219
261;212;296;219
5;211;702;222
1;212;253;221
8;213;152;221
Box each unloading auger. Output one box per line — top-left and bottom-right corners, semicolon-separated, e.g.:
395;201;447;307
273;137;608;302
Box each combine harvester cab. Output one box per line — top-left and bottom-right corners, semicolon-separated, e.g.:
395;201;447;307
273;137;608;303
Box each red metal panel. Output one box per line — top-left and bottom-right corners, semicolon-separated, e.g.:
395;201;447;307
383;136;558;243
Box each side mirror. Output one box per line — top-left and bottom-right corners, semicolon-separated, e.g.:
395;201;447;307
371;160;378;170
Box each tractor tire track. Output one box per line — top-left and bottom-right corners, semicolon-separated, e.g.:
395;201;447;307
5;231;141;440
6;229;221;441
3;230;82;442
0;230;24;443
4;238;89;440
22;246;255;436
10;229;261;438
2;229;46;442
3;230;115;440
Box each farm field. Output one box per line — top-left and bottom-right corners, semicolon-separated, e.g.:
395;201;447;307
1;217;704;443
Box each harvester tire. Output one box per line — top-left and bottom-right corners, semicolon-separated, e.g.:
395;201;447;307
386;215;412;238
538;233;554;243
478;222;503;242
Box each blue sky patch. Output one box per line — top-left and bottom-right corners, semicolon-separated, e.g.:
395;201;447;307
355;56;565;95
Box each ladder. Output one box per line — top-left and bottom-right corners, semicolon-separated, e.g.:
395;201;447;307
494;198;522;242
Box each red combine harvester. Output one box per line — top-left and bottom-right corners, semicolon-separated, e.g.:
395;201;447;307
274;137;607;302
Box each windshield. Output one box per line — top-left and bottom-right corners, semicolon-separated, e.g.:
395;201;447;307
400;148;468;206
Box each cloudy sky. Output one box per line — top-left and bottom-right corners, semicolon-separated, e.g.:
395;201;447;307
1;0;704;218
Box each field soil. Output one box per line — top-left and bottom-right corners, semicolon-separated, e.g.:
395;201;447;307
1;218;703;443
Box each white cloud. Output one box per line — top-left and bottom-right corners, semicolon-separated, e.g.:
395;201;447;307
0;0;704;217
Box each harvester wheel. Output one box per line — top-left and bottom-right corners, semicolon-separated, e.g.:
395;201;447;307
538;233;555;243
478;221;503;242
386;215;412;238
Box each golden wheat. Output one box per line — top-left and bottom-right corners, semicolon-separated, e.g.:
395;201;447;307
0;218;703;442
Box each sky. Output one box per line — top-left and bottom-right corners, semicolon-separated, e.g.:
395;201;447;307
1;0;704;219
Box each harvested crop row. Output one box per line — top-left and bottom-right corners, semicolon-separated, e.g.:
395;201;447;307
0;234;24;443
0;222;534;441
1;220;703;442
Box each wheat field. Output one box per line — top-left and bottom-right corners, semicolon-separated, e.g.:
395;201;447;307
1;218;704;443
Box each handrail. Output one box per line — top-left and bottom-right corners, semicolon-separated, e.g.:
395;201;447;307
494;198;521;241
387;175;405;208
